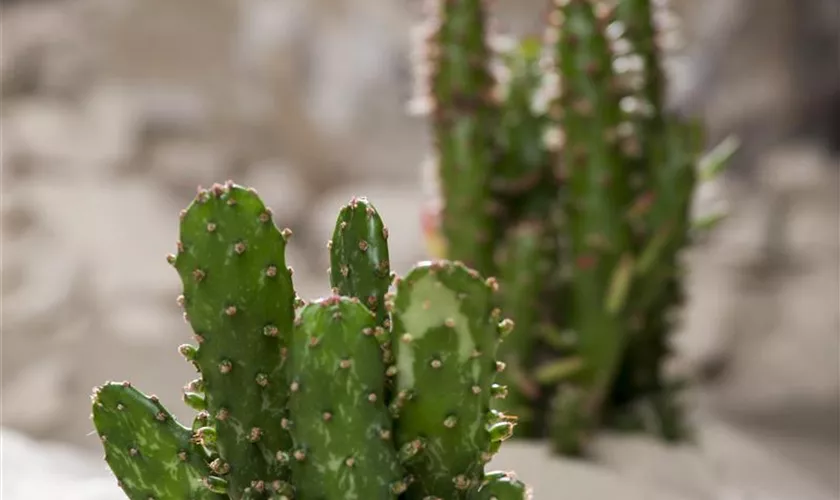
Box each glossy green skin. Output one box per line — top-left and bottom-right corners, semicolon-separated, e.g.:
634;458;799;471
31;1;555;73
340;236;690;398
390;260;500;499
286;297;405;499
91;382;226;500
173;183;296;498
427;0;498;276
553;0;633;434
328;197;392;328
469;471;531;500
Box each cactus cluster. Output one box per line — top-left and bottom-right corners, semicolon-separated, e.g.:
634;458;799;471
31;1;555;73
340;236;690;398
414;0;736;455
91;182;532;500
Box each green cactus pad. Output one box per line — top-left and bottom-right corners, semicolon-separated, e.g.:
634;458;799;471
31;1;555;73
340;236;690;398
469;471;532;500
171;181;296;498
390;260;504;498
91;381;226;500
286;296;406;499
328;197;392;328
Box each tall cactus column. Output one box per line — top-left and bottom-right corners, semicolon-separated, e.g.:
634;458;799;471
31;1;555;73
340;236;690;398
605;0;700;438
415;0;499;276
546;0;635;454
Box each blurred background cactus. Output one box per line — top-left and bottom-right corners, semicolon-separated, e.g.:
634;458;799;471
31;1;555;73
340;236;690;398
412;0;738;456
90;184;531;499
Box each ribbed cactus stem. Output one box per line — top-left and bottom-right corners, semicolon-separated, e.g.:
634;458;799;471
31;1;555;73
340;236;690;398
171;182;296;498
549;0;635;452
418;0;499;276
605;0;698;439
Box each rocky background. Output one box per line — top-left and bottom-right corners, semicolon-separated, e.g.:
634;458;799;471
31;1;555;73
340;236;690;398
1;0;838;498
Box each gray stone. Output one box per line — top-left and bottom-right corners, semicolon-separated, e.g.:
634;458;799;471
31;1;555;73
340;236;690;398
0;428;118;500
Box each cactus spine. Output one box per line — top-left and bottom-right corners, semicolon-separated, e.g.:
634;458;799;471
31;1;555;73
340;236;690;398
415;0;735;455
91;183;530;499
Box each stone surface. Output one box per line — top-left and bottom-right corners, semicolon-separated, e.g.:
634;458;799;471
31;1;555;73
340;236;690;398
2;420;835;500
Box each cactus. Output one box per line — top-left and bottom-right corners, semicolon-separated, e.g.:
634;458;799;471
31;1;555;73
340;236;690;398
412;0;499;275
91;183;530;499
91;382;227;499
389;261;509;498
491;222;548;435
414;0;735;456
286;296;407;498
549;0;637;451
328;197;392;329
